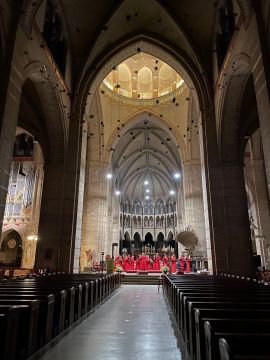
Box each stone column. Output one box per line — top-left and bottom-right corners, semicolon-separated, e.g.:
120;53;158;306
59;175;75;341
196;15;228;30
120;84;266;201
220;163;253;274
252;160;270;269
245;134;270;269
107;187;121;257
200;107;253;274
35;166;65;271
251;31;270;200
183;160;207;259
81;160;109;271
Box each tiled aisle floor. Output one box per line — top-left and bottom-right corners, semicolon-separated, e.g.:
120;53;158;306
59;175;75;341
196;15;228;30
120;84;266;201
41;285;184;360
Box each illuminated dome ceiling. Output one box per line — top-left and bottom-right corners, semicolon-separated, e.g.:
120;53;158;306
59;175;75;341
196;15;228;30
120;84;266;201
103;52;184;100
112;118;181;203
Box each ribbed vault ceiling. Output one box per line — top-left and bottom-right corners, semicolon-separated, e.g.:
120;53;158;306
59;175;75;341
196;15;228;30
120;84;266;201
112;118;181;203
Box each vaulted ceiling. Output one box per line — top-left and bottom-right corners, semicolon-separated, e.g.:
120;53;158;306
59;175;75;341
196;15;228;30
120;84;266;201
58;0;218;79
112;117;181;203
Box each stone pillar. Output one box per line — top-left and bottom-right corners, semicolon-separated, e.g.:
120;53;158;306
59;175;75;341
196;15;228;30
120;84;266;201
35;166;65;272
200;107;253;275
107;187;121;257
81;160;109;271
245;133;270;269
252;160;270;269
220;163;253;274
183;160;207;259
251;33;270;200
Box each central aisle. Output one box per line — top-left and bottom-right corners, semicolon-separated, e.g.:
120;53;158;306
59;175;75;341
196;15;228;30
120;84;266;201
41;285;184;360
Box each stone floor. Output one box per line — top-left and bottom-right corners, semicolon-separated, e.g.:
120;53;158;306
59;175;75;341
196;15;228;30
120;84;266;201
40;285;185;360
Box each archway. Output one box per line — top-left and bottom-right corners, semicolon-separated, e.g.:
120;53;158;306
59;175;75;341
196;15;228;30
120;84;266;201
133;232;142;257
143;232;155;254
157;232;165;253
0;230;23;267
79;37;215;275
120;231;131;255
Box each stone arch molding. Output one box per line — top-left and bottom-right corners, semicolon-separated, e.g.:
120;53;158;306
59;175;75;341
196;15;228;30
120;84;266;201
218;53;251;158
0;228;24;248
132;231;142;240
22;61;67;166
144;231;154;241
84;38;200;117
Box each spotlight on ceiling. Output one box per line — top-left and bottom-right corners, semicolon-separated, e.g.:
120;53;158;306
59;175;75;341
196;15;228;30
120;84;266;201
115;190;121;196
144;180;149;185
170;190;175;195
106;173;113;179
145;195;150;200
146;189;150;193
174;173;180;179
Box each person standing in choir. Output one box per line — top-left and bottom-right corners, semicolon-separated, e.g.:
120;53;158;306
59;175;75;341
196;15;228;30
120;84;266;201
141;253;146;271
146;255;150;270
130;255;134;270
180;255;185;273
171;254;177;273
136;255;141;271
155;253;161;270
162;254;168;267
123;255;129;272
185;255;191;273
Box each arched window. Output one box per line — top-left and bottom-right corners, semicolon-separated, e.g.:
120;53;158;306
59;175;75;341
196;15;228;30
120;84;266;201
137;67;153;99
117;64;132;97
158;64;173;96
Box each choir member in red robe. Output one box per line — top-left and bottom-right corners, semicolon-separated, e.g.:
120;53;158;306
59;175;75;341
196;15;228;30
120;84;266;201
130;256;134;270
171;254;177;273
141;254;146;271
179;255;185;272
146;255;151;270
153;254;161;270
136;256;141;271
162;255;168;267
123;255;129;271
185;255;191;273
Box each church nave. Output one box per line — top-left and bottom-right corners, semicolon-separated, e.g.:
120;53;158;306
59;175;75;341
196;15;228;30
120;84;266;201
40;285;184;360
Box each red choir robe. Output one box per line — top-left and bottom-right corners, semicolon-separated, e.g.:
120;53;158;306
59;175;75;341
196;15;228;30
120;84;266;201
185;257;191;273
136;257;141;271
171;255;177;273
146;256;151;270
162;255;168;267
153;255;161;270
141;255;146;271
179;256;185;272
130;256;134;270
123;256;129;271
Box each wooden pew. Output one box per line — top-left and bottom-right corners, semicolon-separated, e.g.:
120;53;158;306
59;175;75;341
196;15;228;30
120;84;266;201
219;337;270;360
190;305;270;360
164;274;270;360
204;321;270;360
0;306;20;360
